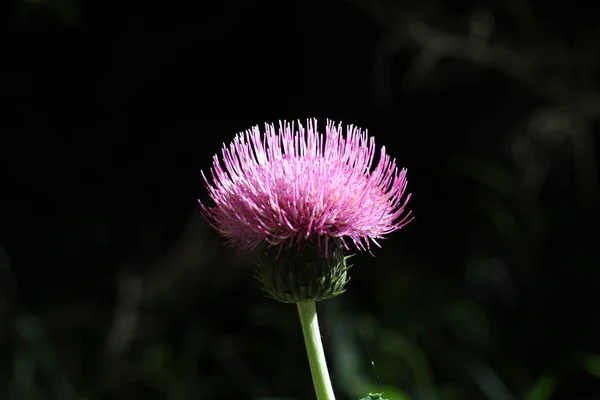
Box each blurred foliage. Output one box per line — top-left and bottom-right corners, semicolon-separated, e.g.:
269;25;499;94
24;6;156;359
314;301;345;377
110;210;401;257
3;0;600;399
16;0;81;27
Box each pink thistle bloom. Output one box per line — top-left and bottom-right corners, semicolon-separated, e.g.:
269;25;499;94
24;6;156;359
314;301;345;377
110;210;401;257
200;119;412;254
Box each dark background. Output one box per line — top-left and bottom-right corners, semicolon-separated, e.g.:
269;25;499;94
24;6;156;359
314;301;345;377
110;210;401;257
2;0;600;399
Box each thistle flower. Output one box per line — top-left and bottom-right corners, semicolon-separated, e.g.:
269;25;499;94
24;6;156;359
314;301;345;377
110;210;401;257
200;119;411;251
200;119;411;302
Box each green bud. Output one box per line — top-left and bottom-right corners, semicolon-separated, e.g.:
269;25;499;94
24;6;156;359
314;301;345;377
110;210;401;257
255;238;353;303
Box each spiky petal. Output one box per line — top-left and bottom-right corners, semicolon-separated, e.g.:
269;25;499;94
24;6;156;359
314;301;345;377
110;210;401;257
200;119;412;254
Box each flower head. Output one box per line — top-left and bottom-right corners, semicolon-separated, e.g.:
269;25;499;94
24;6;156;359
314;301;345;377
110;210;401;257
200;119;412;255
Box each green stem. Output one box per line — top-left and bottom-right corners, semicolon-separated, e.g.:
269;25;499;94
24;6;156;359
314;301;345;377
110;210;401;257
297;301;336;400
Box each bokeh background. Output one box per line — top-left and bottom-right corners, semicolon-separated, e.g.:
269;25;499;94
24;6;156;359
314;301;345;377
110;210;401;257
2;0;600;399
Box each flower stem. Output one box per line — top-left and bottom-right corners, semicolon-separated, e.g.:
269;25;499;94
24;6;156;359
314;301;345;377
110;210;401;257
296;301;336;400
